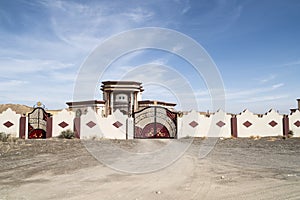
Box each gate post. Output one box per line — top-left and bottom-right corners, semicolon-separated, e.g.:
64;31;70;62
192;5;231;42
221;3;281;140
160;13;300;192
231;115;238;137
19;116;26;139
46;117;53;138
282;115;289;137
176;113;182;139
74;117;80;139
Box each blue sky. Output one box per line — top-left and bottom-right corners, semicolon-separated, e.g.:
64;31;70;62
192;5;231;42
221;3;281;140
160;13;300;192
0;0;299;114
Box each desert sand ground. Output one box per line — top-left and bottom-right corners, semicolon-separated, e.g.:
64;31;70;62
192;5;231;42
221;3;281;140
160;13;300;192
0;137;299;200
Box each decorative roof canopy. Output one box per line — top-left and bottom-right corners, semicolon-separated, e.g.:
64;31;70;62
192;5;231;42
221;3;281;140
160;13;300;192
101;81;144;92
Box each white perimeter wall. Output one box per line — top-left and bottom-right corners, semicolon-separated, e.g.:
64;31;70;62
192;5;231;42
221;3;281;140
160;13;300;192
80;108;127;139
52;109;75;137
0;108;21;137
0;106;299;139
289;110;300;137
237;109;283;137
178;110;231;138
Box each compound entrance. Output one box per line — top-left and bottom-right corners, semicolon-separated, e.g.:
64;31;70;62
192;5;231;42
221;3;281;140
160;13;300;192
134;106;177;138
28;103;51;139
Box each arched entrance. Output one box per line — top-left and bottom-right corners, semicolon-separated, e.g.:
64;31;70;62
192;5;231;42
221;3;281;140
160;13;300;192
28;103;51;139
134;106;177;139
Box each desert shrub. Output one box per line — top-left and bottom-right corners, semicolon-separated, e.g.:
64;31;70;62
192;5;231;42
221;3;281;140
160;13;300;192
58;129;75;139
288;130;294;138
0;132;10;142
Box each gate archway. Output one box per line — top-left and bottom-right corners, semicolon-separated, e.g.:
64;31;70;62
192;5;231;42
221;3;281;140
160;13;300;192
134;106;177;138
28;103;51;139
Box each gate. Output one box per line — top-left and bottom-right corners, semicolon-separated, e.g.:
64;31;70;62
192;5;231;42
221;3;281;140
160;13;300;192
28;103;51;139
134;106;177;138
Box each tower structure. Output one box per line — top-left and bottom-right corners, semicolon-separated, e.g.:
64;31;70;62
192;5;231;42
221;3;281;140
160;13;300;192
101;81;144;116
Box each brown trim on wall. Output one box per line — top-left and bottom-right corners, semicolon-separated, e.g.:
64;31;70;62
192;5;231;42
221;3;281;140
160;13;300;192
231;115;238;137
282;115;289;137
66;100;105;106
138;100;177;107
19;116;26;139
74;117;80;139
46;117;53;138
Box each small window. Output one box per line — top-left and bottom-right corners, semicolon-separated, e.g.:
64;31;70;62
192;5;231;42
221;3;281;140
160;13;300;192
115;94;128;102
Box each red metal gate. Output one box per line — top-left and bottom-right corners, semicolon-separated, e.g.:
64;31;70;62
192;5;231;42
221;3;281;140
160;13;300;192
28;103;51;139
134;106;177;139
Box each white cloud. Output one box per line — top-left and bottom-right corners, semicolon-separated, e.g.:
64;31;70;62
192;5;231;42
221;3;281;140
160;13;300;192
238;95;289;103
45;1;158;53
282;60;300;67
0;80;28;90
258;74;277;83
225;84;283;101
181;4;191;14
172;45;183;52
0;57;74;75
272;83;284;89
123;7;154;23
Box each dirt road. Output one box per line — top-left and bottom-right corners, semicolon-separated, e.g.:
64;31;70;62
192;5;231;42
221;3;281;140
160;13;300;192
0;137;299;199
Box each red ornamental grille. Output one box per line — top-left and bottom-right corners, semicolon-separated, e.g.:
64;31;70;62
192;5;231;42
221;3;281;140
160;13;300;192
58;121;69;128
189;121;198;128
243;121;252;128
166;110;176;120
3;121;14;128
216;121;226;127
86;121;96;128
268;120;278;127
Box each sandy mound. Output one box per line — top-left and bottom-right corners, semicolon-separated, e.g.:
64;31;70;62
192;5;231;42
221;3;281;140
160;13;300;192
0;104;32;115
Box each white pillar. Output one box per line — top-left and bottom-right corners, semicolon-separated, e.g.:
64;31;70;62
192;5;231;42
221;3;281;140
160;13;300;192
126;117;134;139
130;92;134;113
110;92;114;112
25;117;28;139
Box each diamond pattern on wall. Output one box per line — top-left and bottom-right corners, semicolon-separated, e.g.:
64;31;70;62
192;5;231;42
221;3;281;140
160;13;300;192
216;121;226;127
86;121;96;128
268;120;278;127
243;121;252;128
189;121;198;128
3;121;14;128
113;121;123;128
294;120;300;127
58;121;69;128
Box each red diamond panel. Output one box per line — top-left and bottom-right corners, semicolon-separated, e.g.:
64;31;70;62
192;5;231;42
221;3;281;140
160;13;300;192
243;121;252;128
3;121;14;128
294;120;300;127
113;121;123;128
86;121;96;128
58;121;69;128
216;121;226;127
268;120;278;127
189;121;198;128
